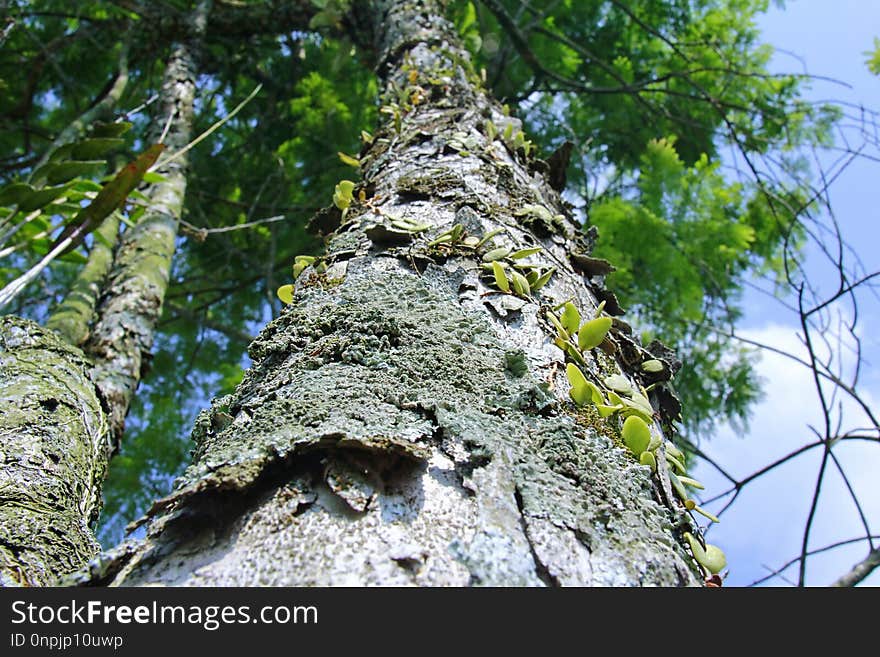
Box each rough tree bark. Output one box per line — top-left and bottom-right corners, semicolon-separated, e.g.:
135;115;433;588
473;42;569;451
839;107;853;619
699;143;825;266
83;0;210;447
0;317;108;586
80;0;701;587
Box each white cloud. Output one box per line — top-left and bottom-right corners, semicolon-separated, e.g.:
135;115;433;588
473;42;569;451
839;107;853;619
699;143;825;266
693;323;880;586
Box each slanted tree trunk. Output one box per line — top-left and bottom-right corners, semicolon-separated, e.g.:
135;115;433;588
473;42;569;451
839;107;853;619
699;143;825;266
46;213;121;346
84;0;210;447
90;0;699;587
0;317;107;586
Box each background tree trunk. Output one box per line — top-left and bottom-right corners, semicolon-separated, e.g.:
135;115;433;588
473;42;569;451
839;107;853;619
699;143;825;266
84;0;210;447
89;0;700;587
46;213;121;346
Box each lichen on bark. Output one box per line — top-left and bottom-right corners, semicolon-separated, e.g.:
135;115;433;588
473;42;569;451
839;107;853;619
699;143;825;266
46;213;120;346
0;316;108;586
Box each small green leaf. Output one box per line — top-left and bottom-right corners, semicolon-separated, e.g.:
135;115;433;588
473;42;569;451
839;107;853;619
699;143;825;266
338;151;360;167
562;341;587;367
577;316;612;351
0;182;37;206
35;160;107;185
603;374;632;394
561;302;581;335
596;404;622;418
566;363;591;407
20;185;73;212
627;391;654;415
639;451;657;471
141;172;168;184
293;261;310;279
621;415;651;455
333;180;356;210
665;453;687;474
336;180;355;196
90;121;132;138
531;267;555;291
58;250;89;265
693;505;720;524
621;405;653;424
547;311;569;341
665;441;685;462
641;359;664;373
492;261;510;292
72;138;125;160
475;227;504;248
430;223;465;245
510;247;542;259
482;247;510;262
684;533;726;573
277;284;295;304
511;271;531;297
514;204;553;222
677;476;704;490
669;473;689;501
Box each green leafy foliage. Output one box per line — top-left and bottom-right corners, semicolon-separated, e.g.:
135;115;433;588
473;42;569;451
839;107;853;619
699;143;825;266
867;37;880;75
587;136;797;431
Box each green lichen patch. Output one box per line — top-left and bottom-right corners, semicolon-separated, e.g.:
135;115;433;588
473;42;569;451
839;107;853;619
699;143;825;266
0;316;108;585
145;263;518;519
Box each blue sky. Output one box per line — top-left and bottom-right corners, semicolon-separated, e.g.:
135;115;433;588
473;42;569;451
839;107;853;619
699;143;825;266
693;0;880;586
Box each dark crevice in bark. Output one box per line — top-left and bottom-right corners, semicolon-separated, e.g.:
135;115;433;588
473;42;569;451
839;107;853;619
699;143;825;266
514;486;557;587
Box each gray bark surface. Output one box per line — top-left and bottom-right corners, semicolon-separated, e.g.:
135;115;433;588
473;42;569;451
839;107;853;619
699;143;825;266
89;0;700;586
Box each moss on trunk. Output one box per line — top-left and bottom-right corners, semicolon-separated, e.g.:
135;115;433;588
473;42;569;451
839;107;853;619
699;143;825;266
0;317;108;586
46;213;120;346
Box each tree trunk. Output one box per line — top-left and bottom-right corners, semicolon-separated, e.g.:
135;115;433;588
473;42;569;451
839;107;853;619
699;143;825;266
0;317;107;586
45;213;121;346
87;0;699;587
84;0;210;447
